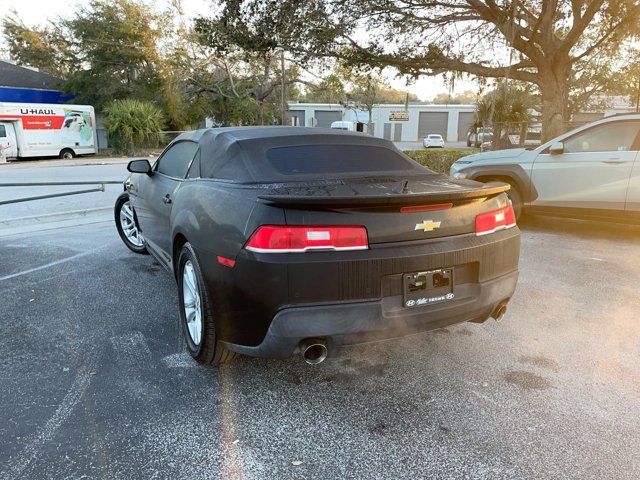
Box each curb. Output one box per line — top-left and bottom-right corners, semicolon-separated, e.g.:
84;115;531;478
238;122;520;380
0;217;113;239
0;206;112;228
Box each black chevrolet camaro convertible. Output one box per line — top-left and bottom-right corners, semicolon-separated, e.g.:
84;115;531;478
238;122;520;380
115;127;520;365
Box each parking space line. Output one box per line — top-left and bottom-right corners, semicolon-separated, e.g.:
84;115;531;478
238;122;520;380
0;249;98;282
110;332;152;369
0;369;95;480
161;352;196;368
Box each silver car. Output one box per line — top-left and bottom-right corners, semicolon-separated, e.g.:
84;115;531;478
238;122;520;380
450;114;640;221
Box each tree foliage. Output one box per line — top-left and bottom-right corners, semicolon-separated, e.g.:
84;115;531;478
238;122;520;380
612;47;640;112
192;0;331;125
475;82;536;147
266;0;640;141
7;0;637;140
2;0;205;129
62;0;162;109
475;83;535;125
2;12;77;78
431;90;478;105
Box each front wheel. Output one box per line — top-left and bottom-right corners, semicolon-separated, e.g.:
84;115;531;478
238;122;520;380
504;182;524;220
114;193;147;254
59;148;75;159
177;243;236;365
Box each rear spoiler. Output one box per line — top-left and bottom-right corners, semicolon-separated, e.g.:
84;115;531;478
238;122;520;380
258;182;510;207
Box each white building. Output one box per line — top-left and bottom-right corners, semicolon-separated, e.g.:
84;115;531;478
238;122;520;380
573;96;639;124
286;103;476;142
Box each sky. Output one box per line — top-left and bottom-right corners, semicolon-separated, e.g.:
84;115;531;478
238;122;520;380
2;0;478;102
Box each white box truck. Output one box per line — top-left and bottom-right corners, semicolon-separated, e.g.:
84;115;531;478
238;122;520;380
0;102;97;160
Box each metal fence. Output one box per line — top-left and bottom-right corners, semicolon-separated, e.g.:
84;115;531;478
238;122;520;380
0;181;123;206
479;120;594;151
96;129;187;151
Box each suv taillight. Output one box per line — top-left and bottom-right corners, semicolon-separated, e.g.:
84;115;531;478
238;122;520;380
475;206;516;236
245;225;368;253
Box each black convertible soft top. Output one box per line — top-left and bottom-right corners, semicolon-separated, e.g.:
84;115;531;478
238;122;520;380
172;126;428;182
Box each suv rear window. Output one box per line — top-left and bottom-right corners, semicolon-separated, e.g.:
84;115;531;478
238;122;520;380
266;144;416;176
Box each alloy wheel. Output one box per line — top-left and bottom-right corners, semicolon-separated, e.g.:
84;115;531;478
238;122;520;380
119;201;144;247
182;260;202;345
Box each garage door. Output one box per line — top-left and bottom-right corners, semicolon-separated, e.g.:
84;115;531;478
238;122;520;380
418;112;449;140
314;110;342;128
286;110;305;127
457;112;475;142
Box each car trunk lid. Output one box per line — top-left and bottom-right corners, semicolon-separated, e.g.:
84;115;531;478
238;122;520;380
256;175;510;243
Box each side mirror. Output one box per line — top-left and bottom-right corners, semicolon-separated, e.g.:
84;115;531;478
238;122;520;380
127;159;152;175
549;142;564;155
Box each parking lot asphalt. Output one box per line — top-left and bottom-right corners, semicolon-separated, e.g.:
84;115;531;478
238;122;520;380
0;217;639;479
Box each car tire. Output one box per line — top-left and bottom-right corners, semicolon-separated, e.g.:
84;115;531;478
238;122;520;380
114;193;148;254
177;242;236;365
503;181;524;220
59;148;75;159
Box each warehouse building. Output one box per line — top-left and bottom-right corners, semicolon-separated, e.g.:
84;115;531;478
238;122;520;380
286;103;476;142
0;59;72;104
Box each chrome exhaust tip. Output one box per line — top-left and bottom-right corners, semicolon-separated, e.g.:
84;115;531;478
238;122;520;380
300;338;328;365
492;303;508;322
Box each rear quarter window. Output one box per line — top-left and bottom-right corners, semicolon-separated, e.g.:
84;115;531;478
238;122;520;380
265;144;417;176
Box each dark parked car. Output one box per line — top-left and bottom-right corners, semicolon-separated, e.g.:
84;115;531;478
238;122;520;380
114;127;520;365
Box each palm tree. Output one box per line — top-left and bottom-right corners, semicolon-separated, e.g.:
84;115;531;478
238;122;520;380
475;83;535;149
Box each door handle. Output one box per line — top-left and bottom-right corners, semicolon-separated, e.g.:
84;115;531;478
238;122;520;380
162;194;172;204
601;159;625;164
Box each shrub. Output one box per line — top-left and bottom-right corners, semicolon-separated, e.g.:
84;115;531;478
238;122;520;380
104;99;166;155
404;148;479;174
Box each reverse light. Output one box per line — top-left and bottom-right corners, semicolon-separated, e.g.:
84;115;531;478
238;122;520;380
245;225;368;253
475;206;516;236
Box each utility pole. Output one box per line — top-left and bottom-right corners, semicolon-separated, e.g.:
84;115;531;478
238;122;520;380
280;48;286;126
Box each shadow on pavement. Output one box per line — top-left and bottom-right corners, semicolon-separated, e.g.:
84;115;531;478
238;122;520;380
518;213;640;243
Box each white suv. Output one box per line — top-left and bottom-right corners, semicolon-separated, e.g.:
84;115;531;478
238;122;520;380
450;114;640;221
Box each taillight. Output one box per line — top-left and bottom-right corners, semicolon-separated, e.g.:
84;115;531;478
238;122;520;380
245;225;368;253
475;206;516;236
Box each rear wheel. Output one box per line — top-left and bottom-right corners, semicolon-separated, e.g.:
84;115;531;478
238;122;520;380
115;193;147;254
59;148;75;159
177;243;236;365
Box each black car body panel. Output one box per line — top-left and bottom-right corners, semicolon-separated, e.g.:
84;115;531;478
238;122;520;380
125;127;521;358
216;228;520;352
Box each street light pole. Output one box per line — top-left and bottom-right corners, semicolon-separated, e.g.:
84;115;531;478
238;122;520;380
280;48;286;126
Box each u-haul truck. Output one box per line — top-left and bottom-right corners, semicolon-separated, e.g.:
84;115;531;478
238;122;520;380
0;102;97;160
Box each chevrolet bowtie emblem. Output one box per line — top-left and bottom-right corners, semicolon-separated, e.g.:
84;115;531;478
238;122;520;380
415;220;441;232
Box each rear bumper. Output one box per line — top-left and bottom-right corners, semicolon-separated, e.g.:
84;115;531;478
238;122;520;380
222;269;518;358
205;227;520;351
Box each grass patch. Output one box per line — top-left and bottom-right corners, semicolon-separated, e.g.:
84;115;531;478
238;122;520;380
404;147;479;174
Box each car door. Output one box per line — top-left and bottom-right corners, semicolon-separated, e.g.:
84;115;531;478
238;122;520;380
0;122;18;158
530;120;640;211
134;141;199;260
626;153;640;213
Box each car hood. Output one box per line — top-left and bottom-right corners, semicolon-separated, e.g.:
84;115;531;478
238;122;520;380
461;148;529;162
